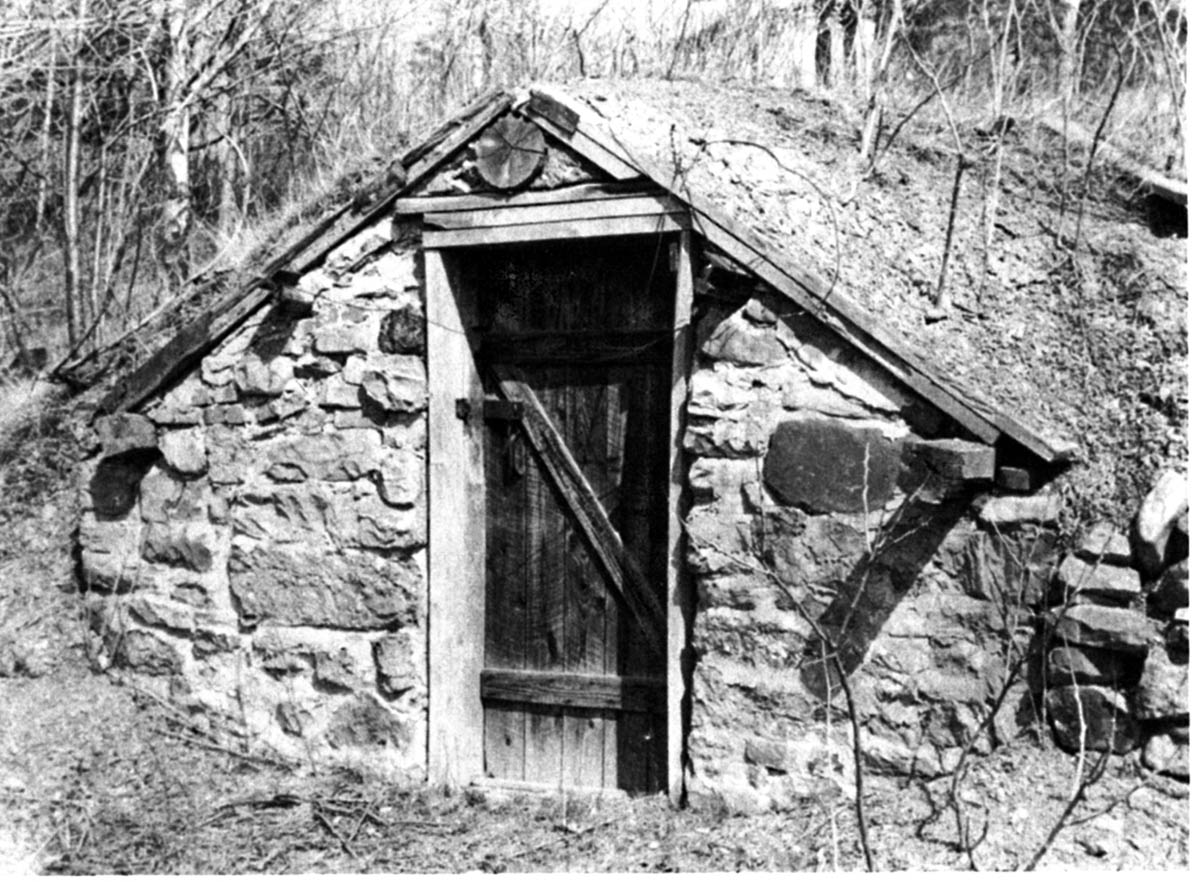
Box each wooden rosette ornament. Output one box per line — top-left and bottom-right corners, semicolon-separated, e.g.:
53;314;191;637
474;114;547;191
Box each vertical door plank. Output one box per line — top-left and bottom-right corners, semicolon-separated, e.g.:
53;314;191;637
483;419;528;779
524;385;565;783
483;704;527;781
525;706;564;786
563;709;606;789
601;708;619;790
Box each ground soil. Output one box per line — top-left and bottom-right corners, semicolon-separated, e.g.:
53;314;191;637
0;385;1189;873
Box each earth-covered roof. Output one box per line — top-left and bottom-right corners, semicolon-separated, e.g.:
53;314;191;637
90;77;1187;522
546;78;1185;520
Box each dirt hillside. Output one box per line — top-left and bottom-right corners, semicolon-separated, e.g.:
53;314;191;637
562;77;1187;527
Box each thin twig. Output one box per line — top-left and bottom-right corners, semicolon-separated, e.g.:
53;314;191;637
313;807;358;859
1070;46;1129;257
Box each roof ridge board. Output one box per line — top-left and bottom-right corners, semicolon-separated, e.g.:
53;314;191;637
98;90;515;417
522;86;1076;464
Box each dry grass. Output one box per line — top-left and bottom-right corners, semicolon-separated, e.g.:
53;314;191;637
3;676;1185;875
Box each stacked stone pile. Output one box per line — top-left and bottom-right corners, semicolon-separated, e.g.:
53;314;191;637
1040;470;1188;779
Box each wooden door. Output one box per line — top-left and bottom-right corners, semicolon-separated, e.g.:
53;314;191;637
468;238;674;793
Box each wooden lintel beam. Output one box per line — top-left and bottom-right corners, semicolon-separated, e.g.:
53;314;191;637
493;368;667;657
424;193;686;230
424;212;689;248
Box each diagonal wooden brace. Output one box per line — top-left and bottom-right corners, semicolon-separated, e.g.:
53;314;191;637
492;367;667;659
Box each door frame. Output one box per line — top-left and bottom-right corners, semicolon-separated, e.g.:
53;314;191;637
426;213;693;802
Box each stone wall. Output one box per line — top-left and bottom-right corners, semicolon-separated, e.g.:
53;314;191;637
78;224;1177;800
680;288;1062;810
78;218;429;778
1036;471;1189;778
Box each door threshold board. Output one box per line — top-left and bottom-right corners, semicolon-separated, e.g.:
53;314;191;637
469;777;641;800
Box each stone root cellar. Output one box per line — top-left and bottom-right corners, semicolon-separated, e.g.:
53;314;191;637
77;85;1188;807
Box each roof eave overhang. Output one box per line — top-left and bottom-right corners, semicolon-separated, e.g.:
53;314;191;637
94;83;1077;468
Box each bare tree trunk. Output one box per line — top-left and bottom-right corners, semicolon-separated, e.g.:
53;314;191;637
796;1;820;90
1057;0;1081;107
853;0;878;93
61;0;88;349
977;0;1018;312
35;35;58;234
160;0;192;283
827;2;846;89
857;0;903;163
215;83;241;237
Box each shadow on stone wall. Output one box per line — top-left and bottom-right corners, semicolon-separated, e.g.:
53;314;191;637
797;494;973;699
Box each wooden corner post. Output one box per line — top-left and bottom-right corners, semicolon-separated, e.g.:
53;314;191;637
425;248;486;788
668;231;694;806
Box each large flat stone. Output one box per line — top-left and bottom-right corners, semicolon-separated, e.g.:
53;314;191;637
263;430;382;482
1077;523;1133;567
229;544;421;629
1051;604;1158;653
974;492;1061;526
313;322;377;355
1055;555;1142;605
1044;645;1141;688
96;413;157;458
232;484;333;541
763;418;903;513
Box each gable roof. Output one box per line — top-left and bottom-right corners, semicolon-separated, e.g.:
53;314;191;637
96;80;1090;466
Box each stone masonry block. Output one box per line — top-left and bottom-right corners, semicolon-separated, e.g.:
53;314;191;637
229;544;421;629
1055;555;1142;606
159;427;207;476
763;418;902;513
96;413;157;458
1051;604;1158;654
